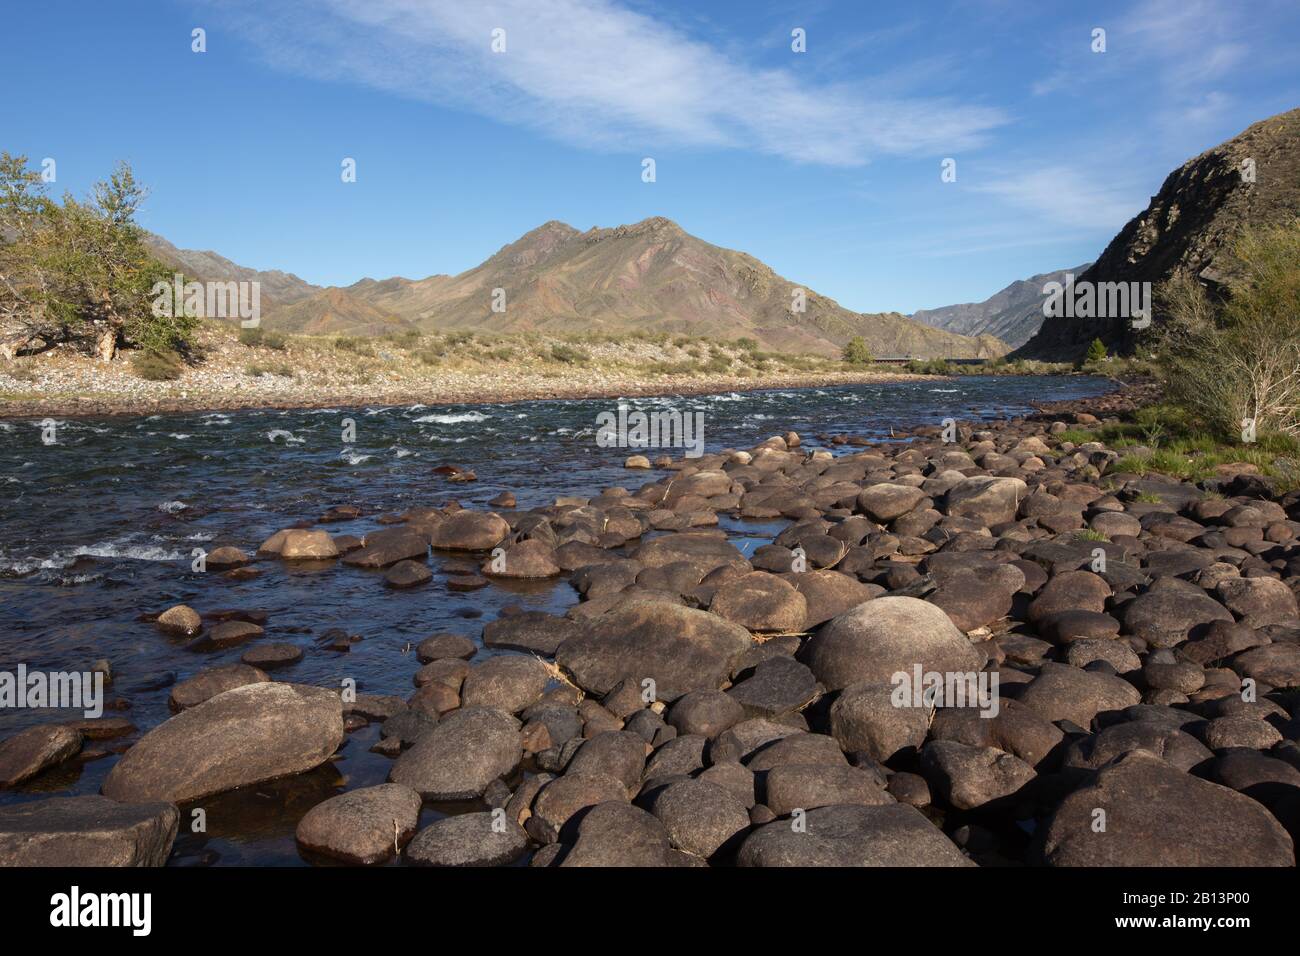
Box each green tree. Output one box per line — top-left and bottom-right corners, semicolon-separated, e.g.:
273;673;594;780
0;153;194;361
1085;337;1107;363
842;336;873;365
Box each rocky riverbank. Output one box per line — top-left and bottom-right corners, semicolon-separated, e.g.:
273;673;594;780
0;324;925;419
2;382;1298;867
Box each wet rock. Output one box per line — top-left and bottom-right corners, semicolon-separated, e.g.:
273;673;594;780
738;804;973;867
802;596;983;692
380;710;438;746
157;604;202;637
102;683;344;804
483;539;562;578
460;656;552;714
650;779;750;859
0;795;178;866
829;681;929;761
1041;751;1294;866
556;603;753;700
416;633;476;662
168;663;270;711
241;642;304;669
384;560;432;588
483;612;583;656
258;529;340;560
191;620;264;651
295;783;422;865
429;511;510;551
0;724;83;788
342;528;429;569
405;811;529;867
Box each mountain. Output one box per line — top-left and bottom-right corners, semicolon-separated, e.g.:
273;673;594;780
911;263;1091;348
144;235;322;313
1014;107;1300;360
151;218;1006;359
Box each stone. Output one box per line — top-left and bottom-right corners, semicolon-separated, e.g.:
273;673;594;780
667;690;745;739
1041;751;1294;866
857;484;926;523
556;602;753;700
156;604;201;637
460;656;552;713
564;731;647;796
102;684;344;804
726;657;819;719
295;783;422;865
738;804;973;867
1062;721;1212;772
1122;589;1234;648
168;663;269;711
416;633;476;662
405;811;529;867
786;570;880;629
389;707;521;800
709;572;807;633
945;476;1028;526
528;772;629;843
0;795;177;866
258;528;339;560
483;612;583;655
919;740;1036;810
763;764;893;815
559;801;673;867
1015;662;1140;729
429;511;510;551
802;596;983;692
0;724;82;788
384;560;433;588
829;681;929;761
650;779;750;858
241;643;304;668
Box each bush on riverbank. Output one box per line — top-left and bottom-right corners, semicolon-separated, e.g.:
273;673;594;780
1156;220;1300;442
0;154;195;361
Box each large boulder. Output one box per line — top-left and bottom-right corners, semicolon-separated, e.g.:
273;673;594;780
389;707;521;800
737;804;973;866
785;570;880;629
429;511;510;551
829;681;930;761
483;539;562;578
1121;588;1233;648
650;779;750;859
168;663;269;712
559;802;674;867
459;656;552;714
631;532;749;574
708;572;807;633
556;602;753;700
802;596;983;692
295;783;422;865
857;484;926;523
342;527;429;568
1015;662;1140;728
945;476;1027;526
919;740;1036;810
102;683;344;804
483;612;584;656
0;795;178;867
1041;751;1294;866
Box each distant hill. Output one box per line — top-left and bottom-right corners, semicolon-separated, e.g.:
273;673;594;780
144;235;322;314
150;217;1006;359
1015;106;1300;360
911;264;1091;348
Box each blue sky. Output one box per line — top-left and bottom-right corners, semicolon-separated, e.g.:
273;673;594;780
3;0;1297;313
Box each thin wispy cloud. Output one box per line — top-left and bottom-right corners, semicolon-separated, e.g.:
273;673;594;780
218;0;1006;166
973;166;1144;231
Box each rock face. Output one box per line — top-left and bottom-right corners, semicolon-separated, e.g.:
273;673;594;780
102;683;344;804
0;724;82;788
737;804;973;867
1041;752;1294;866
802;596;983;691
0;796;179;867
389;707;522;799
556;602;753;700
1015;106;1300;359
295;784;422;865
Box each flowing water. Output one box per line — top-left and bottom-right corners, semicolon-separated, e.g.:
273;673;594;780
0;376;1114;864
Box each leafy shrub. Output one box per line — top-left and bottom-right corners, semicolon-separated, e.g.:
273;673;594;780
841;336;874;365
131;349;184;381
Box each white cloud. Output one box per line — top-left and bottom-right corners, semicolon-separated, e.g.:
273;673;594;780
220;0;1006;166
973;166;1144;231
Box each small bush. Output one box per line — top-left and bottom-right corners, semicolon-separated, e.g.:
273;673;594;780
239;326;287;350
549;343;590;365
131;349;184;381
841;336;874;365
334;336;374;357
